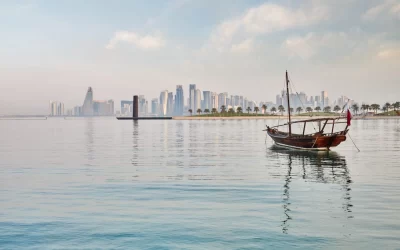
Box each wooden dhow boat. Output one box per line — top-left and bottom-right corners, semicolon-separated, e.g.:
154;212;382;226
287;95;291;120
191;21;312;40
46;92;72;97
265;71;351;151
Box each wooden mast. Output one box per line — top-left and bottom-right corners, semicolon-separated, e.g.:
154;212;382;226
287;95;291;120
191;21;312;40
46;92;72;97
286;71;292;136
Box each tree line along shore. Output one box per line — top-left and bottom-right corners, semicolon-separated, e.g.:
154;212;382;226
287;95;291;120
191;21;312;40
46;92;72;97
186;102;400;117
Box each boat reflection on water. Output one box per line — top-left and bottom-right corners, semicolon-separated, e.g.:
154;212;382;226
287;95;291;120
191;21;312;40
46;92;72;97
268;146;353;234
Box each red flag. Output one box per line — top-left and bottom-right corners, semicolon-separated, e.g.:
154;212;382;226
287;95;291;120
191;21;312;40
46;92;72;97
347;109;352;126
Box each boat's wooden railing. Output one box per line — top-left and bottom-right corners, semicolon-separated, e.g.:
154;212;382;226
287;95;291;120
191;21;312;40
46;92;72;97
267;117;348;137
269;117;347;129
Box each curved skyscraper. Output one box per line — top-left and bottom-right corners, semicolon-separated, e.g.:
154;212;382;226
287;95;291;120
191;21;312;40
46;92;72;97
82;87;94;116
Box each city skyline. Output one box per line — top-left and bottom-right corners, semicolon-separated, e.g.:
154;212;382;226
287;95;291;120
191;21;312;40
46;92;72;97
40;83;391;117
0;1;399;115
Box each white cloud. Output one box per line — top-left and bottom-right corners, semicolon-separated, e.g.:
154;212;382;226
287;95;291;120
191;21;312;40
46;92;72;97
390;3;400;17
283;32;357;60
377;48;400;59
363;0;400;21
207;2;329;52
231;39;253;53
106;31;165;50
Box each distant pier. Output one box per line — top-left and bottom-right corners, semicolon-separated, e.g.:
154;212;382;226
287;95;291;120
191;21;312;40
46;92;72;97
116;117;172;120
117;95;172;120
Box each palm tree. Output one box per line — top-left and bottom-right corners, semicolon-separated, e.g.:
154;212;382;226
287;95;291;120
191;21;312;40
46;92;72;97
315;106;321;112
236;107;242;114
246;107;251;114
220;105;226;113
365;104;370;113
211;108;217;114
306;107;313;113
228;108;235;114
278;105;285;115
384;102;391;115
323;106;331;112
271;107;277;114
371;104;380;114
393;102;400;110
188;109;192;116
361;104;367;114
197;108;202;115
351;104;359;115
262;104;267;115
290;108;294;113
204;109;210;115
296;107;303;114
334;105;341;113
254;107;260;115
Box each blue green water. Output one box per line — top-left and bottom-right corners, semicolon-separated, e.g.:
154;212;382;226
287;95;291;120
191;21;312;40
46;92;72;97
1;118;399;249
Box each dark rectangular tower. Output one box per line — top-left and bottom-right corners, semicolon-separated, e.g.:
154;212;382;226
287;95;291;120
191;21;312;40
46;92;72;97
133;95;139;118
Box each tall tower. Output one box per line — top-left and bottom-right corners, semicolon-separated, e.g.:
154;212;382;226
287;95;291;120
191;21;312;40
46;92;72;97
57;103;64;116
211;92;219;109
195;89;201;111
50;101;58;116
167;92;174;116
151;98;159;115
174;85;184;116
203;91;211;110
159;90;168;116
82;87;94;116
321;91;328;108
218;93;226;108
189;84;196;111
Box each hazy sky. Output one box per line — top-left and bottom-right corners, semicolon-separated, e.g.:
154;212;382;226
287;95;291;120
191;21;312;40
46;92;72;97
0;0;399;114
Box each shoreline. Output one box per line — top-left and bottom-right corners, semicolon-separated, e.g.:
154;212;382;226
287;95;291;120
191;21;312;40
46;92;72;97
172;115;399;120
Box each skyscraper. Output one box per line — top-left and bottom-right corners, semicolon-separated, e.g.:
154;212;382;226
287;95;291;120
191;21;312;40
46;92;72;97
108;100;114;115
211;92;219;109
159;90;168;116
50;101;57;116
138;95;147;115
310;96;315;105
298;92;307;108
195;89;201;111
276;95;282;106
167;92;174;116
315;96;321;107
189;84;196;110
321;91;328;108
82;87;94;116
151;98;159;115
121;100;133;115
234;95;240;106
73;106;82;116
218;93;226;108
57;102;64;116
203;91;211;110
93;100;114;115
174;85;184;116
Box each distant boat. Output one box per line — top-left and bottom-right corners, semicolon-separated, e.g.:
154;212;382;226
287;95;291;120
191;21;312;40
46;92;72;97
264;71;350;151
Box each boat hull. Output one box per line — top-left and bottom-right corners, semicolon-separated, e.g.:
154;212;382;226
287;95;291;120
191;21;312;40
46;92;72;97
274;142;330;151
267;130;346;151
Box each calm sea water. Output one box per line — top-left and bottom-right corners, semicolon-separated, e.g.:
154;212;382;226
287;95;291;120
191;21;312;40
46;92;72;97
1;118;399;249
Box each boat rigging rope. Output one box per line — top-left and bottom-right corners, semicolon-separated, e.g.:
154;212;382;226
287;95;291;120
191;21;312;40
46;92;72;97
347;132;361;152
